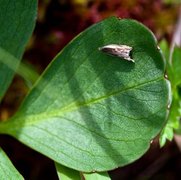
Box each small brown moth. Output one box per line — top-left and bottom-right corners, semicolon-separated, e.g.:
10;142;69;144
99;44;134;62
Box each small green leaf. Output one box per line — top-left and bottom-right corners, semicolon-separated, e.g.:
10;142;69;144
159;47;181;147
83;172;111;180
55;163;81;180
0;0;37;101
0;148;23;180
0;17;169;172
170;47;181;87
159;39;170;62
159;124;174;147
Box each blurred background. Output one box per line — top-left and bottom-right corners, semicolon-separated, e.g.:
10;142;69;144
0;0;181;179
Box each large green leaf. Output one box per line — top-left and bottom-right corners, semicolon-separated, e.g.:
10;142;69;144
0;148;23;180
0;17;169;172
0;0;37;101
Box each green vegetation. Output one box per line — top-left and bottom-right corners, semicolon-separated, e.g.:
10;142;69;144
0;1;180;179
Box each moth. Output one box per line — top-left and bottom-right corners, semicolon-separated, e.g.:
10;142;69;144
99;44;134;62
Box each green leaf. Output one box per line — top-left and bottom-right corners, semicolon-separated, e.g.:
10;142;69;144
55;163;81;180
83;172;111;180
159;39;170;62
0;17;169;172
159;47;181;147
170;47;181;87
159;94;180;148
159;126;173;147
0;148;23;180
0;48;39;88
0;0;37;101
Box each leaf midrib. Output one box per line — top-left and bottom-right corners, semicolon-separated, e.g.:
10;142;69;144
8;76;165;126
57;76;164;113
